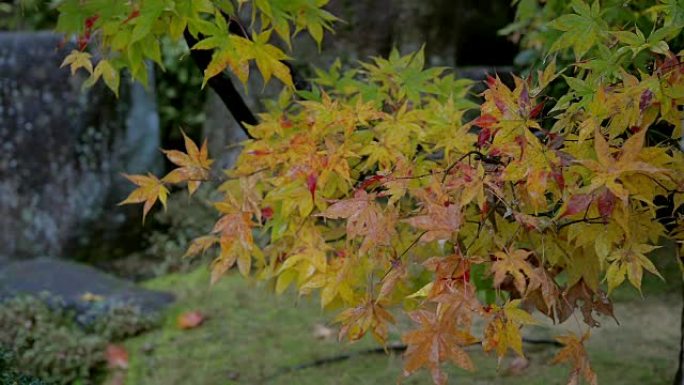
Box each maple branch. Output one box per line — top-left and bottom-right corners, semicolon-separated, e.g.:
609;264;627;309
184;28;258;139
464;200;498;254
390;151;499;183
441;151;494;183
183;13;308;140
556;216;606;231
182;167;269;183
399;231;428;259
640;173;684;194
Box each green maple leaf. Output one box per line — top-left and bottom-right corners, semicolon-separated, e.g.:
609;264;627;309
248;30;293;87
548;0;608;59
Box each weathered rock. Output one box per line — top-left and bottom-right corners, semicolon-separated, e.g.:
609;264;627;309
0;31;161;261
0;258;174;314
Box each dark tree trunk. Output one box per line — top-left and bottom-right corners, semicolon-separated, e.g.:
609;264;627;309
183;29;258;139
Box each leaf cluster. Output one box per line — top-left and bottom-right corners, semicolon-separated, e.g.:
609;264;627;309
74;1;684;384
56;0;335;95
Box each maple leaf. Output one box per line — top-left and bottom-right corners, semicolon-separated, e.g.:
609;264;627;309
403;202;462;242
605;243;663;293
209;208;256;280
376;260;407;303
105;344;129;370
491;249;540;295
403;182;463;242
84;59;120;96
119;173;169;222
402;309;477;385
317;190;396;254
335;297;395;344
513;212;548;231
162;131;213;195
579;128;666;204
557;281;616;327
596;188;617;218
526;169;549;211
177;311;205;330
184;235;219;258
482;300;537;360
248;30;294;87
560;193;594;218
552;332;598;385
275;225;330;294
299;254;356;307
423;252;472;297
548;0;607;59
202;42;251;86
60;49;93;75
526;267;560;316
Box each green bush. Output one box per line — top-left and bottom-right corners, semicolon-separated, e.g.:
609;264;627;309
0;295;160;385
80;301;159;342
0;295;105;385
0;346;48;385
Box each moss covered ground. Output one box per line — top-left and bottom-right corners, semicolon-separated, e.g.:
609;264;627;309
122;256;681;385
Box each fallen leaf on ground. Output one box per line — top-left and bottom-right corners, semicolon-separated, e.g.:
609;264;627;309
312;323;335;339
506;356;530;375
177;311;205;329
106;344;129;370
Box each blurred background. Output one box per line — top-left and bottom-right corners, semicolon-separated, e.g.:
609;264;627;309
0;1;680;384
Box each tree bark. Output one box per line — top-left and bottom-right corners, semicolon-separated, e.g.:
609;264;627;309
183;29;258;139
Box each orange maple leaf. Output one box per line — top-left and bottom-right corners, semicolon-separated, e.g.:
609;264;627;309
183;235;219;258
105;344;129;370
177;311;205;330
318;190;396;254
119;173;169;222
551;332;598;385
335;297;395;344
404;196;463;242
402;309;477;385
162;131;213;195
209;211;255;279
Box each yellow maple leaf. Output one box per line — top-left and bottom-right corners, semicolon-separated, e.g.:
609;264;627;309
491;249;539;295
335;296;395;344
60;50;93;76
580;128;666;204
119;173;169;222
605;242;663;293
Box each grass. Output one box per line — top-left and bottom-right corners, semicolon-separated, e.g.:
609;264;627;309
122;259;681;385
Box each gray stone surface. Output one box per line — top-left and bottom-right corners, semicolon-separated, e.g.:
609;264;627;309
0;258;174;313
0;31;161;261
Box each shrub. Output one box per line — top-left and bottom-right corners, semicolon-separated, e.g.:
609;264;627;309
0;295;159;384
80;301;159;342
0;346;48;385
0;295;105;385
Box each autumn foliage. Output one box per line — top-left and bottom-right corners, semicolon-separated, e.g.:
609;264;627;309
57;1;684;384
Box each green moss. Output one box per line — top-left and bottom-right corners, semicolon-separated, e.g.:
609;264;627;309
0;295;160;385
126;268;679;385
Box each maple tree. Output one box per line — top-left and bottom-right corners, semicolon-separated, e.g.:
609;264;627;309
56;1;684;384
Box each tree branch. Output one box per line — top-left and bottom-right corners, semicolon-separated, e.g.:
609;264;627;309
183;28;258;139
